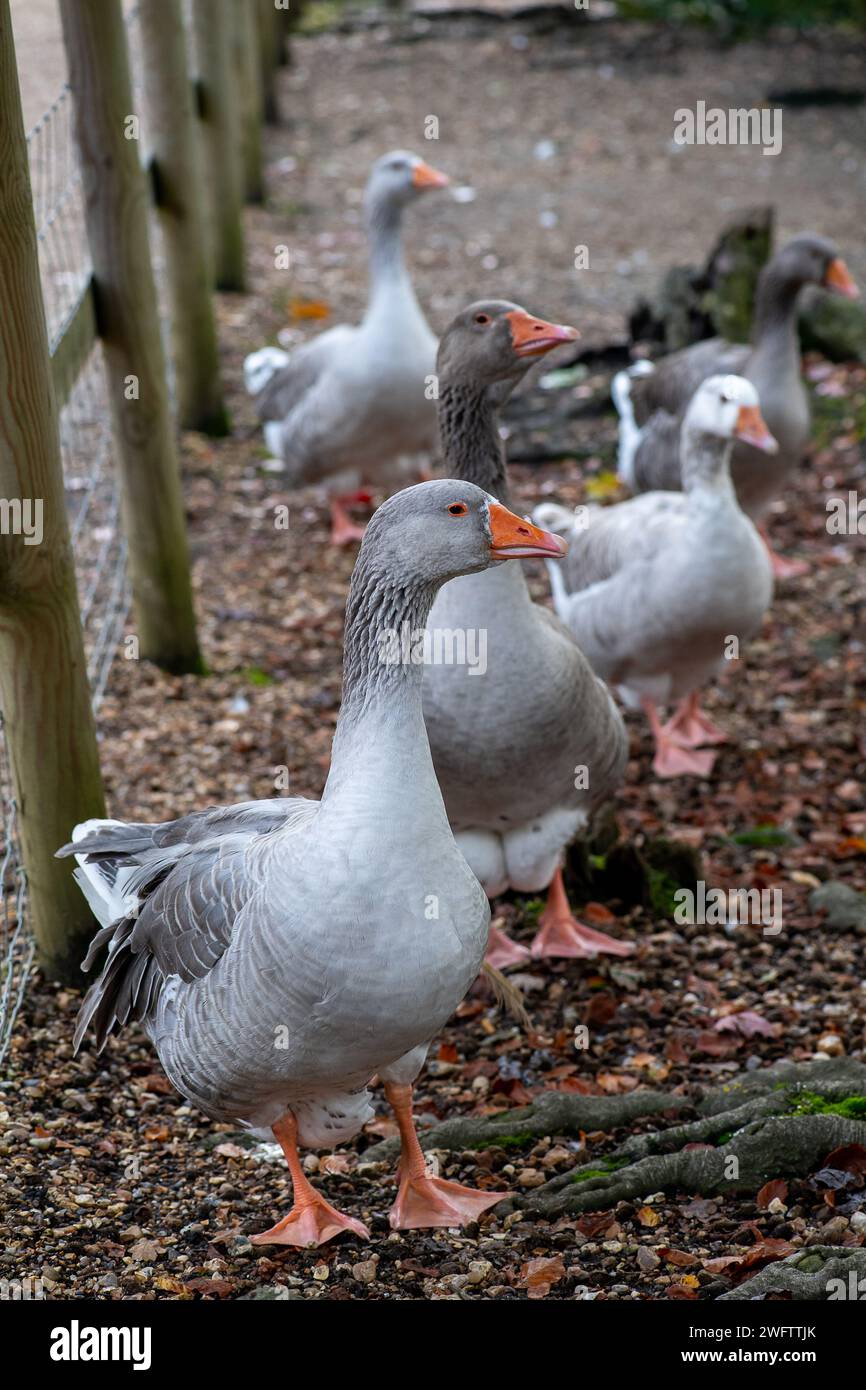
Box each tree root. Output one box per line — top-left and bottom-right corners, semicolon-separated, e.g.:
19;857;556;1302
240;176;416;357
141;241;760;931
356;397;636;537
363;1088;685;1164
366;1058;866;1225
720;1247;866;1302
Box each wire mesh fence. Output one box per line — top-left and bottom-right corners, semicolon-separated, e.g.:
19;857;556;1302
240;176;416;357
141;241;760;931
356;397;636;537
0;51;143;1064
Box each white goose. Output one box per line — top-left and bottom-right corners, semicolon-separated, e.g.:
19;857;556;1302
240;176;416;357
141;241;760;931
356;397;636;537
534;376;776;778
244;151;449;544
613;235;858;579
423;302;632;965
60;481;566;1246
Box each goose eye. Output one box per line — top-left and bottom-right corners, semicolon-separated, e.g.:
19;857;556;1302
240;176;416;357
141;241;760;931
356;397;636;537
474;313;490;326
447;502;468;517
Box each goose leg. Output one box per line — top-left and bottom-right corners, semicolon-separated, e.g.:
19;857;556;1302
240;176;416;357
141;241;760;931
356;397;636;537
530;866;633;959
329;494;369;545
485;923;530;968
643;698;716;778
250;1111;369;1247
758;524;808;580
660;691;728;747
385;1081;505;1229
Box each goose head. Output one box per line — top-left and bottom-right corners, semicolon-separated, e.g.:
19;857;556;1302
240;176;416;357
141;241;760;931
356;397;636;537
364;150;450;218
772;235;859;299
686;375;778;453
361;478;567;584
437;300;579;397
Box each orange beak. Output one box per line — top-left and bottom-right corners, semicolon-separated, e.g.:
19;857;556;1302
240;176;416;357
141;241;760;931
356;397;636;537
487;501;568;560
411;159;450;191
735;403;778;454
824;257;859;300
505;309;580;358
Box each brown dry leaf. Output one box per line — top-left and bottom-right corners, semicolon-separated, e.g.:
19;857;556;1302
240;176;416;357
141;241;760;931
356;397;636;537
144;1123;170;1143
757;1178;789;1209
288;298;330;321
657;1246;699;1268
823;1144;866;1175
319;1152;352;1175
667;1281;699;1299
519;1255;566;1299
214;1142;246;1159
637;1205;662;1228
184;1278;235;1298
129;1238;161;1262
583;902;616;925
714;1011;777;1038
154;1275;192;1298
703;1239;796;1282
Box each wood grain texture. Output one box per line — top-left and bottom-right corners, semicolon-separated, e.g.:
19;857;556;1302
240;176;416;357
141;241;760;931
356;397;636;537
138;0;227;433
0;0;106;979
191;0;246;292
233;0;265;204
59;0;204;674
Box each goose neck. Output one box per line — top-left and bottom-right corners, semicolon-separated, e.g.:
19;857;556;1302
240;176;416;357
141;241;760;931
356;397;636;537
437;382;511;506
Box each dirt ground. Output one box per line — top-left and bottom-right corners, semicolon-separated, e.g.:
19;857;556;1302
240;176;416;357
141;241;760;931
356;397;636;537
2;11;866;1301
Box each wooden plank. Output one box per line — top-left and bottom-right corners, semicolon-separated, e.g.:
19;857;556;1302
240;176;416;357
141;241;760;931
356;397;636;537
49;277;97;410
59;0;204;675
138;0;228;433
0;0;107;981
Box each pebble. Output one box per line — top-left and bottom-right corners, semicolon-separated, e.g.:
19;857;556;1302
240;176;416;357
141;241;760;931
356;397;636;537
352;1259;379;1284
636;1247;660;1272
816;1034;845;1056
467;1260;492;1284
517;1168;545;1188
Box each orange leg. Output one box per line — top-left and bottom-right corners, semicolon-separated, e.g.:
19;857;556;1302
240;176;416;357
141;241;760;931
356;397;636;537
758;523;808;580
642;697;716;778
485;923;530;969
250;1111;369;1248
385;1081;505;1230
329;495;368;546
660;690;728;748
530;866;633;960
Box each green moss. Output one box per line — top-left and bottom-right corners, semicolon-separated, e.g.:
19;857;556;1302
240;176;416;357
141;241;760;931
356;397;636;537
493;1132;536;1151
790;1091;866;1119
237;665;274;687
571;1168;613;1184
517;897;545;927
646;865;681;919
730;824;796;848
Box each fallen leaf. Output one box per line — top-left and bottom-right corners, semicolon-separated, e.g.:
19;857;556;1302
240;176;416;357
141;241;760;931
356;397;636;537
657;1246;699;1267
637;1205;661;1228
757;1178;789;1209
519;1256;566;1299
715;1011;777;1038
823;1144;866;1175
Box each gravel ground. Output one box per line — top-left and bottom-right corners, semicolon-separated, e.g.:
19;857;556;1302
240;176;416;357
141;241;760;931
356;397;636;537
2;13;865;1301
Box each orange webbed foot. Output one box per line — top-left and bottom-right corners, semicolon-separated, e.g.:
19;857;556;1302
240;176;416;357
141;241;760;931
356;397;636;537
251;1198;369;1248
389;1172;504;1230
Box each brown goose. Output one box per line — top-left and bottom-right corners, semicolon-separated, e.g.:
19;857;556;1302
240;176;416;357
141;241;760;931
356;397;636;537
422;301;632;965
614;235;858;578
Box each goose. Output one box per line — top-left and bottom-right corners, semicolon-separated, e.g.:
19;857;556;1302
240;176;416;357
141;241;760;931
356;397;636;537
535;375;776;778
613;235;858;579
59;480;567;1246
422;302;632;967
244;151;449;544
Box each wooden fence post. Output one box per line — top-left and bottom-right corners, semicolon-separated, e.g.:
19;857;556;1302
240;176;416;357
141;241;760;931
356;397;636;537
0;0;106;982
191;0;247;291
258;0;282;124
59;0;204;675
234;0;265;204
138;0;228;435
